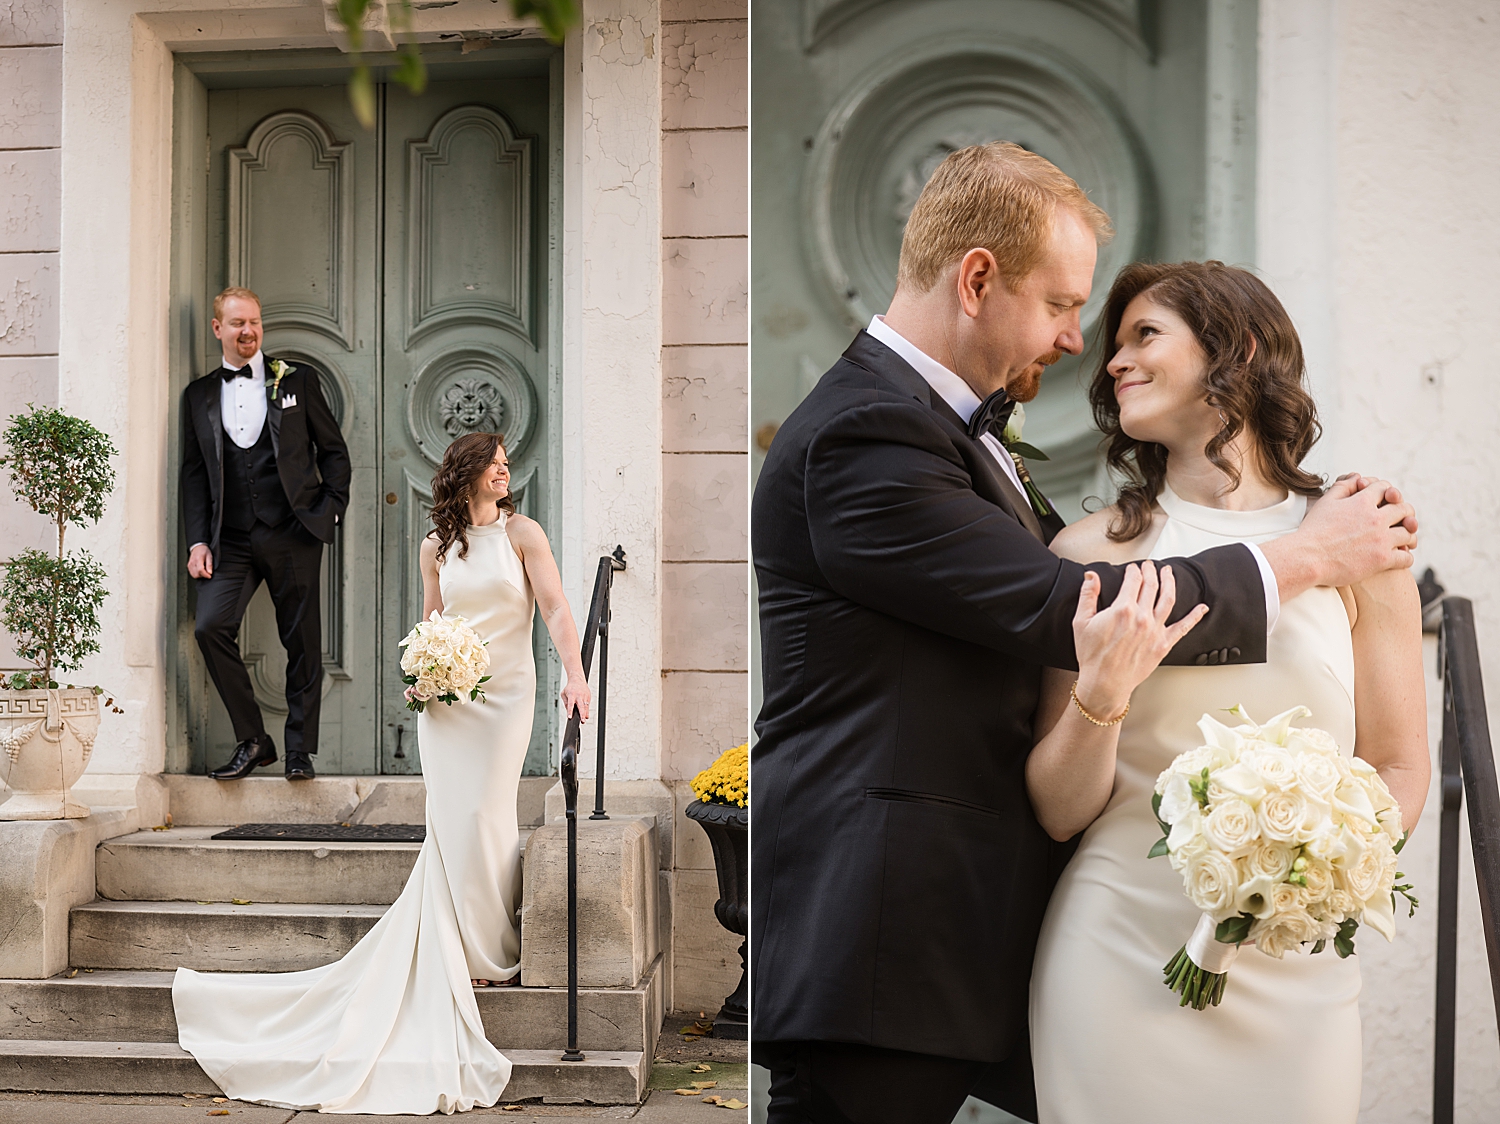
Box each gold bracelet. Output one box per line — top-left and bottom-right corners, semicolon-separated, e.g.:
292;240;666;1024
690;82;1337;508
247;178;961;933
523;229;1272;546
1071;681;1129;727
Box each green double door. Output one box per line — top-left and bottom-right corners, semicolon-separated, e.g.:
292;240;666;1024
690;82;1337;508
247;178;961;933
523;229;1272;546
197;75;555;776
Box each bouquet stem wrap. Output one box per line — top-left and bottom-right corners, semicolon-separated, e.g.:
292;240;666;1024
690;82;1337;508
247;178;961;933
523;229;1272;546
1163;914;1242;1010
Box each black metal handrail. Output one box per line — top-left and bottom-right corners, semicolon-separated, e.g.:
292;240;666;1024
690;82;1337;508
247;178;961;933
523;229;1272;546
1433;595;1500;1122
558;545;626;1063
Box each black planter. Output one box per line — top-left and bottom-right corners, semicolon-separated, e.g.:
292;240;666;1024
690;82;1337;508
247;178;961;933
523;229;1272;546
685;798;748;1039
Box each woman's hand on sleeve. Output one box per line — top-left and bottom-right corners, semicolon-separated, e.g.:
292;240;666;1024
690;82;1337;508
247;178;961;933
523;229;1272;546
1025;561;1209;841
1073;561;1208;718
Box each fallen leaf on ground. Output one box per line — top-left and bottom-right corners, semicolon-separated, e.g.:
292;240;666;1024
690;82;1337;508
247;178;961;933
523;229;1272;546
208;1112;229;1117
211;1098;227;1103
230;899;252;905
692;1081;717;1089
702;1095;725;1105
181;1092;202;1098
692;1063;712;1073
673;1088;698;1096
65;968;77;978
679;1018;714;1038
501;1106;524;1112
196;901;212;905
720;1100;748;1110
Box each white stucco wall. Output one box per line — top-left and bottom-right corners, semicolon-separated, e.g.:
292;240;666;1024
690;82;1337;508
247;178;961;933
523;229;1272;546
1260;2;1500;1119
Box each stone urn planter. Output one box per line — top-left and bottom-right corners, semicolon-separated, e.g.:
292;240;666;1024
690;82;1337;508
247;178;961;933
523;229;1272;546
0;687;100;819
685;798;748;1039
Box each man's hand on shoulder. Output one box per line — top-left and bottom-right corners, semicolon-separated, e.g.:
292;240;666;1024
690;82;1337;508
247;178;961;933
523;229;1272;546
1262;475;1418;600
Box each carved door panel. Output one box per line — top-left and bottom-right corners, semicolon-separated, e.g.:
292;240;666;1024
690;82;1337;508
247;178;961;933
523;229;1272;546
204;86;381;775
198;77;551;777
379;80;553;776
752;0;1255;518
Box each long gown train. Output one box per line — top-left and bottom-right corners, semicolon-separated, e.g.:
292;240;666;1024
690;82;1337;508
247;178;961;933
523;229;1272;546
174;517;535;1114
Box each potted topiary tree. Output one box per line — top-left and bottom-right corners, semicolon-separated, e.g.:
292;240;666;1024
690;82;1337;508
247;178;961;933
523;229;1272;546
684;742;749;1039
0;406;115;819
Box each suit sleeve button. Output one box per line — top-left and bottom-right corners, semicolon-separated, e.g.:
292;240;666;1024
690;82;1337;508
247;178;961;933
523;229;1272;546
1194;653;1209;666
1230;647;1241;660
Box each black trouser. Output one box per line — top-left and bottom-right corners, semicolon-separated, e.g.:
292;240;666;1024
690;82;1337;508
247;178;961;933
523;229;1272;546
194;518;324;757
757;1040;1038;1124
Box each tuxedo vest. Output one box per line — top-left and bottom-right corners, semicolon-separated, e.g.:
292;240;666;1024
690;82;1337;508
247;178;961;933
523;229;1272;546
221;420;293;531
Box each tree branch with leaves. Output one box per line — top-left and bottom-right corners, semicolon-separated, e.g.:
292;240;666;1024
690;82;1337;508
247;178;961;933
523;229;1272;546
333;0;581;128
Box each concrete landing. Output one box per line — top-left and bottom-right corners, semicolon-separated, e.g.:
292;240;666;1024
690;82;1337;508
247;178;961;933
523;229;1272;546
96;827;422;905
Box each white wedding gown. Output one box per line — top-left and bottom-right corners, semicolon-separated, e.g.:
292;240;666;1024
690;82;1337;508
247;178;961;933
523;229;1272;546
1030;487;1362;1123
175;517;536;1114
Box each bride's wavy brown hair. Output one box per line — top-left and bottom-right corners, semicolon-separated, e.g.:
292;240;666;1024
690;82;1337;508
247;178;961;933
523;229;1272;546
1088;261;1325;543
430;432;514;563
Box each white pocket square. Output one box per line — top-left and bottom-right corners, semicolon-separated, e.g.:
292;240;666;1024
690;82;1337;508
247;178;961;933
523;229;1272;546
280;394;298;408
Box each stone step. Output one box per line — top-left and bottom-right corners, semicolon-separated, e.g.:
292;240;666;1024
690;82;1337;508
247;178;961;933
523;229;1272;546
0;1040;647;1102
69;901;387;972
95;826;535;906
95;827;423;905
0;958;663;1055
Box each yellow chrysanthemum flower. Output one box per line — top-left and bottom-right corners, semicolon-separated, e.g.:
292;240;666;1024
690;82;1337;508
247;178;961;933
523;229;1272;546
692;743;749;808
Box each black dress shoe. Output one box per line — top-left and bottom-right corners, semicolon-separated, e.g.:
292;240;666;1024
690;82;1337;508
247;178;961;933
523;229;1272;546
209;735;277;780
284;752;316;781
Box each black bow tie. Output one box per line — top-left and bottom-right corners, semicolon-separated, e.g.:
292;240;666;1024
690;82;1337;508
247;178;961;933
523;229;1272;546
221;364;253;382
967;388;1016;442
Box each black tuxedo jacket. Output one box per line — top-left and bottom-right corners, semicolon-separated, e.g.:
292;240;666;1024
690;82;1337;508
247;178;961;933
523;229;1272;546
750;332;1268;1064
180;359;352;557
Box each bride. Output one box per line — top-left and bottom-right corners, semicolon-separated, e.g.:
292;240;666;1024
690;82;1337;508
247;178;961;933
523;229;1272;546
174;431;590;1115
1025;262;1430;1123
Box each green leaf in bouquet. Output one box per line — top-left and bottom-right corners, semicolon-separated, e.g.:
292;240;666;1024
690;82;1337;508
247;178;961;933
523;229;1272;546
1147;836;1169;859
1311;939;1327;955
1394;829;1409;855
1334;917;1358;958
1151;792;1170;834
1215;913;1254;945
478;675;492;684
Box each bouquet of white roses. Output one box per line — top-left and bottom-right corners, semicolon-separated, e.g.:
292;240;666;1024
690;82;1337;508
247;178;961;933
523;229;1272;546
398;611;491;712
1151;705;1417;1010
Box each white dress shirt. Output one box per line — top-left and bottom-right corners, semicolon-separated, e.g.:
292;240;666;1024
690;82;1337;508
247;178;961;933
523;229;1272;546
220;350;269;450
866;314;1027;496
864;315;1281;632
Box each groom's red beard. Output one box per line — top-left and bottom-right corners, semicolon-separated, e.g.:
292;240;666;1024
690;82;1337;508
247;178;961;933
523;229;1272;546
1008;350;1063;403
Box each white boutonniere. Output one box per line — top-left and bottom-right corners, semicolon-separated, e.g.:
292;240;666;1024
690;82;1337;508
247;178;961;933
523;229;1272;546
267;358;292;402
997;403;1056;518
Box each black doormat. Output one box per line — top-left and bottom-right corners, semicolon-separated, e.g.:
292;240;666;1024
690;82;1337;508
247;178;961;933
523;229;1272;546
211;823;426;842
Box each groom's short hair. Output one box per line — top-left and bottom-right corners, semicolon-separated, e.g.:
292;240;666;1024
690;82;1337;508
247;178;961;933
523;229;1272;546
213;286;262;321
898;143;1112;293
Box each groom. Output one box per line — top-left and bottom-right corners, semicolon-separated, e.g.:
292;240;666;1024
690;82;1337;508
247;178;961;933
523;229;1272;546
180;287;351;782
750;144;1418;1124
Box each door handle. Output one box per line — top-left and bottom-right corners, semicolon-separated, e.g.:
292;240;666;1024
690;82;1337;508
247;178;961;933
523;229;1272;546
388;722;406;759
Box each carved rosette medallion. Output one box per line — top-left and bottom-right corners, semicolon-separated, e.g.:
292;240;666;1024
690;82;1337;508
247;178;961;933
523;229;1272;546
439;378;507;438
407;348;537;466
802;37;1151;334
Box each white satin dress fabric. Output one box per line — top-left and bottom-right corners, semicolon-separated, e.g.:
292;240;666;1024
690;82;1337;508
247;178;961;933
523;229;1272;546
174;516;536;1114
1030;488;1363;1124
